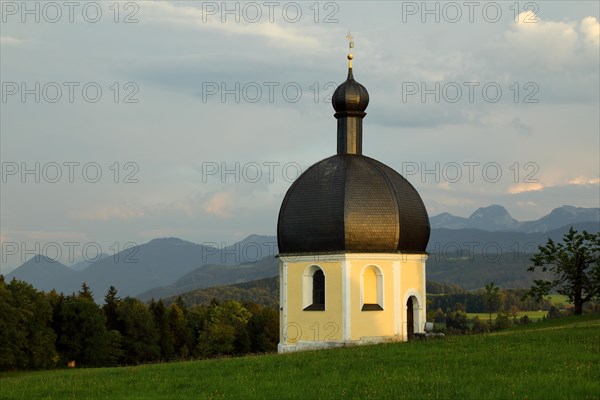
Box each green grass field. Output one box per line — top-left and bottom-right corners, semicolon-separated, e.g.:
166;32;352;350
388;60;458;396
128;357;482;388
2;315;599;400
467;310;548;321
547;294;570;305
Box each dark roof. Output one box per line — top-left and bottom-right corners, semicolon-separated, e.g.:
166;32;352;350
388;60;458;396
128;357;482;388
277;63;430;255
332;68;369;114
277;154;430;254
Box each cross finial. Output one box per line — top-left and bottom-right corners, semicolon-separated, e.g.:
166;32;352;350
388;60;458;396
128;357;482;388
346;31;354;68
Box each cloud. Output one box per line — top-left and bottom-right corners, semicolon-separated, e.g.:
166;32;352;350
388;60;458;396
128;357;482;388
202;192;234;217
505;13;577;68
509;177;599;195
581;16;600;46
516;201;538;208
0;36;24;45
508;183;544;194
141;1;321;51
503;13;598;71
569;176;600;185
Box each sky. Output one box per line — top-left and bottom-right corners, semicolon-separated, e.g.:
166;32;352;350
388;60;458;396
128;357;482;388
1;1;599;271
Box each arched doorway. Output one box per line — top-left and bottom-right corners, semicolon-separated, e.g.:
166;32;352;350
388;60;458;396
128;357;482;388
406;297;414;339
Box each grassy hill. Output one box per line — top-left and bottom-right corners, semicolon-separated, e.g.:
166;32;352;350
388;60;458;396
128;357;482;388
2;315;598;399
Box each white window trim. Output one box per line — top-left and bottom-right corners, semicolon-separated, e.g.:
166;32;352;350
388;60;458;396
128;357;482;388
302;264;325;310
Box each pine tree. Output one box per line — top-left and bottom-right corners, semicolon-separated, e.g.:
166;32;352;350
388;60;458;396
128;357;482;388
103;286;121;331
78;282;94;302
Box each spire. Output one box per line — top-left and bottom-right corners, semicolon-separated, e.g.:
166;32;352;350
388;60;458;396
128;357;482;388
346;31;354;69
332;33;369;155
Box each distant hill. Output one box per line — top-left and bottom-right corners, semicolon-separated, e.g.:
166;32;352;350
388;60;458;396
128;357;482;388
427;250;551;290
4;256;73;293
222;234;278;263
6;205;598;301
6;237;277;301
161;276;280;308
137;255;278;301
430;205;599;232
428;221;599;254
69;253;109;272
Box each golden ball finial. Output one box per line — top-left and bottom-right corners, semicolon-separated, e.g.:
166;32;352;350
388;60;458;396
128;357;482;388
346;32;355;68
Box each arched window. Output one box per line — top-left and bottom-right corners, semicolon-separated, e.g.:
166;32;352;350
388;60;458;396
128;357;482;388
312;269;325;306
361;265;383;311
303;266;325;311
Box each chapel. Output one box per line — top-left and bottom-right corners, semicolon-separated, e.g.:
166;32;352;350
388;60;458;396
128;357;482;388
277;38;430;352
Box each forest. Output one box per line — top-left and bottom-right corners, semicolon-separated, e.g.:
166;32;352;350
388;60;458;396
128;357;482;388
0;276;277;371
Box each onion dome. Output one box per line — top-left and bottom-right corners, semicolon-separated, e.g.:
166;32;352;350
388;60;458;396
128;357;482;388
331;66;370;113
277;37;430;255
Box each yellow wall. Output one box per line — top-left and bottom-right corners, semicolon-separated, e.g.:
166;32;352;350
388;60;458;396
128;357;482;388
400;261;424;293
280;254;426;346
283;260;343;343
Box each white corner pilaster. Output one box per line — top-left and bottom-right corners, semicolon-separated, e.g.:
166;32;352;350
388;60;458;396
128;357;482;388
280;260;288;344
422;255;428;327
393;259;400;336
342;258;351;341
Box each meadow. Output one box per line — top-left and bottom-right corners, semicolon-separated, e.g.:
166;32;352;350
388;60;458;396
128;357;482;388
1;314;599;400
546;294;570;305
466;310;547;321
467;294;570;321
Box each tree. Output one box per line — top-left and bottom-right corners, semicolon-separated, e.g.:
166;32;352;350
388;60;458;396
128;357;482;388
78;282;94;302
116;297;160;364
495;312;512;329
433;308;445;323
186;304;209;358
103;286;121;331
55;294;111;366
197;301;251;357
484;282;500;325
509;305;520;323
169;303;192;359
100;286;124;365
0;277;57;370
528;228;600;315
445;307;469;334
149;299;174;360
471;316;490;334
244;302;278;353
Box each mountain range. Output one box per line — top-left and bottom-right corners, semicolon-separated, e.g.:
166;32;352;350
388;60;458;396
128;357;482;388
5;235;277;302
5;205;598;301
430;205;599;232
